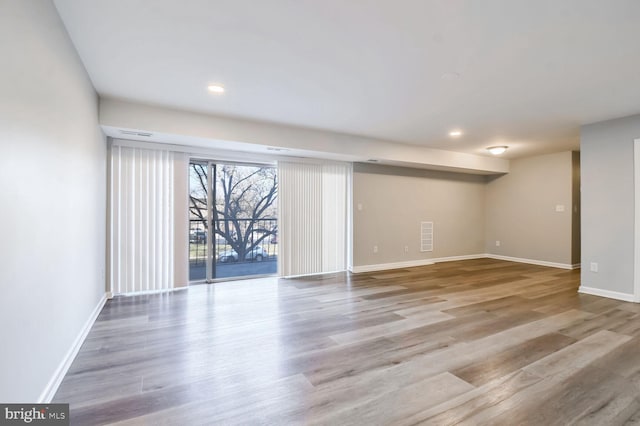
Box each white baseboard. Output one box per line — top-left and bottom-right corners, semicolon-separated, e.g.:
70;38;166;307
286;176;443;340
430;254;488;264
486;254;579;270
578;286;636;302
350;259;435;273
350;254;486;274
38;293;108;403
351;254;579;274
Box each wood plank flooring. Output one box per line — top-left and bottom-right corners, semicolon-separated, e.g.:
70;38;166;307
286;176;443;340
53;259;640;425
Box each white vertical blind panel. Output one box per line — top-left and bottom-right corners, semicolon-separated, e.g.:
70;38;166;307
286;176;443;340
110;145;175;294
278;161;349;277
278;162;321;276
322;163;349;272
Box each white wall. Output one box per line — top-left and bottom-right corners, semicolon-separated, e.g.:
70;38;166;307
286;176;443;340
581;114;640;297
0;0;106;401
352;163;486;268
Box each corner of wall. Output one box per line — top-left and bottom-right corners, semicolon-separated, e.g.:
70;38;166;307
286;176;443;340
485;151;576;266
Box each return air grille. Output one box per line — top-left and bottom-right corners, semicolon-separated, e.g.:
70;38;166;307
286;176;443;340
421;221;433;252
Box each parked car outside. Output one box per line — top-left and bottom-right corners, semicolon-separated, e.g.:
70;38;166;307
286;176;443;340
189;230;206;243
218;246;268;263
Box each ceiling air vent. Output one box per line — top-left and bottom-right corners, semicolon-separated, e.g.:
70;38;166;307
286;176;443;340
120;130;152;137
421;221;433;252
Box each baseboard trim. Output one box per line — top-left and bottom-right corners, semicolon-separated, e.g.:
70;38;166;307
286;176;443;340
350;254;486;274
351;254;579;274
431;254;488;264
350;259;435;273
486;254;578;270
578;286;636;302
39;293;108;403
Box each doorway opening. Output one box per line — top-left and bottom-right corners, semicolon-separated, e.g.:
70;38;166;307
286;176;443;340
188;161;278;282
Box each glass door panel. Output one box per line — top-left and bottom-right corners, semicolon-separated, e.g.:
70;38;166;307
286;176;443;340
189;161;277;282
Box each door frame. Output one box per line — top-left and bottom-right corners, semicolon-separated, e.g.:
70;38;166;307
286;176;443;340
188;158;278;283
634;138;640;302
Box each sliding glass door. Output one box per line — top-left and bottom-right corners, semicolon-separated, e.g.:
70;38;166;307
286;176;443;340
189;161;278;282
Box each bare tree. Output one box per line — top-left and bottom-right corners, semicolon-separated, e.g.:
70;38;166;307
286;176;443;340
189;163;208;224
189;163;277;261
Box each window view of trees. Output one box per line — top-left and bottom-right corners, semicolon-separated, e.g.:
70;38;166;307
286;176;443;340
189;162;277;280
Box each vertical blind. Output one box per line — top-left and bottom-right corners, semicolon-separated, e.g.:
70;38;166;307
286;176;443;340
278;161;350;277
109;144;175;294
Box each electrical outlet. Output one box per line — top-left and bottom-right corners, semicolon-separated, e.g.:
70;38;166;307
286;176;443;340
495;240;501;247
404;245;409;253
590;262;598;272
373;245;378;253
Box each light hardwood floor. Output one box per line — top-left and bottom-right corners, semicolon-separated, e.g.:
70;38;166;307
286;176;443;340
54;259;640;425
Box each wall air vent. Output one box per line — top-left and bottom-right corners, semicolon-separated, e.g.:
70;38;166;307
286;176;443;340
120;130;152;137
421;221;433;252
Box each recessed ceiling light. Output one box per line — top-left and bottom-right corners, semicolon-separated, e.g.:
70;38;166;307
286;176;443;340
487;146;508;155
207;84;225;94
449;130;463;137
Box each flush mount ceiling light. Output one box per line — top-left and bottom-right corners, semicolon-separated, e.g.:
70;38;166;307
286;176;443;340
207;84;225;94
449;130;463;137
487;146;508;155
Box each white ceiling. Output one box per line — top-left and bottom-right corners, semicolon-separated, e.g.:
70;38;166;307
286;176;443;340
53;0;640;159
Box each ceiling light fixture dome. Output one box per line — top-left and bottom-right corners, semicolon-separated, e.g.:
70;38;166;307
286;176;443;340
449;130;463;137
487;146;508;155
208;84;225;94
